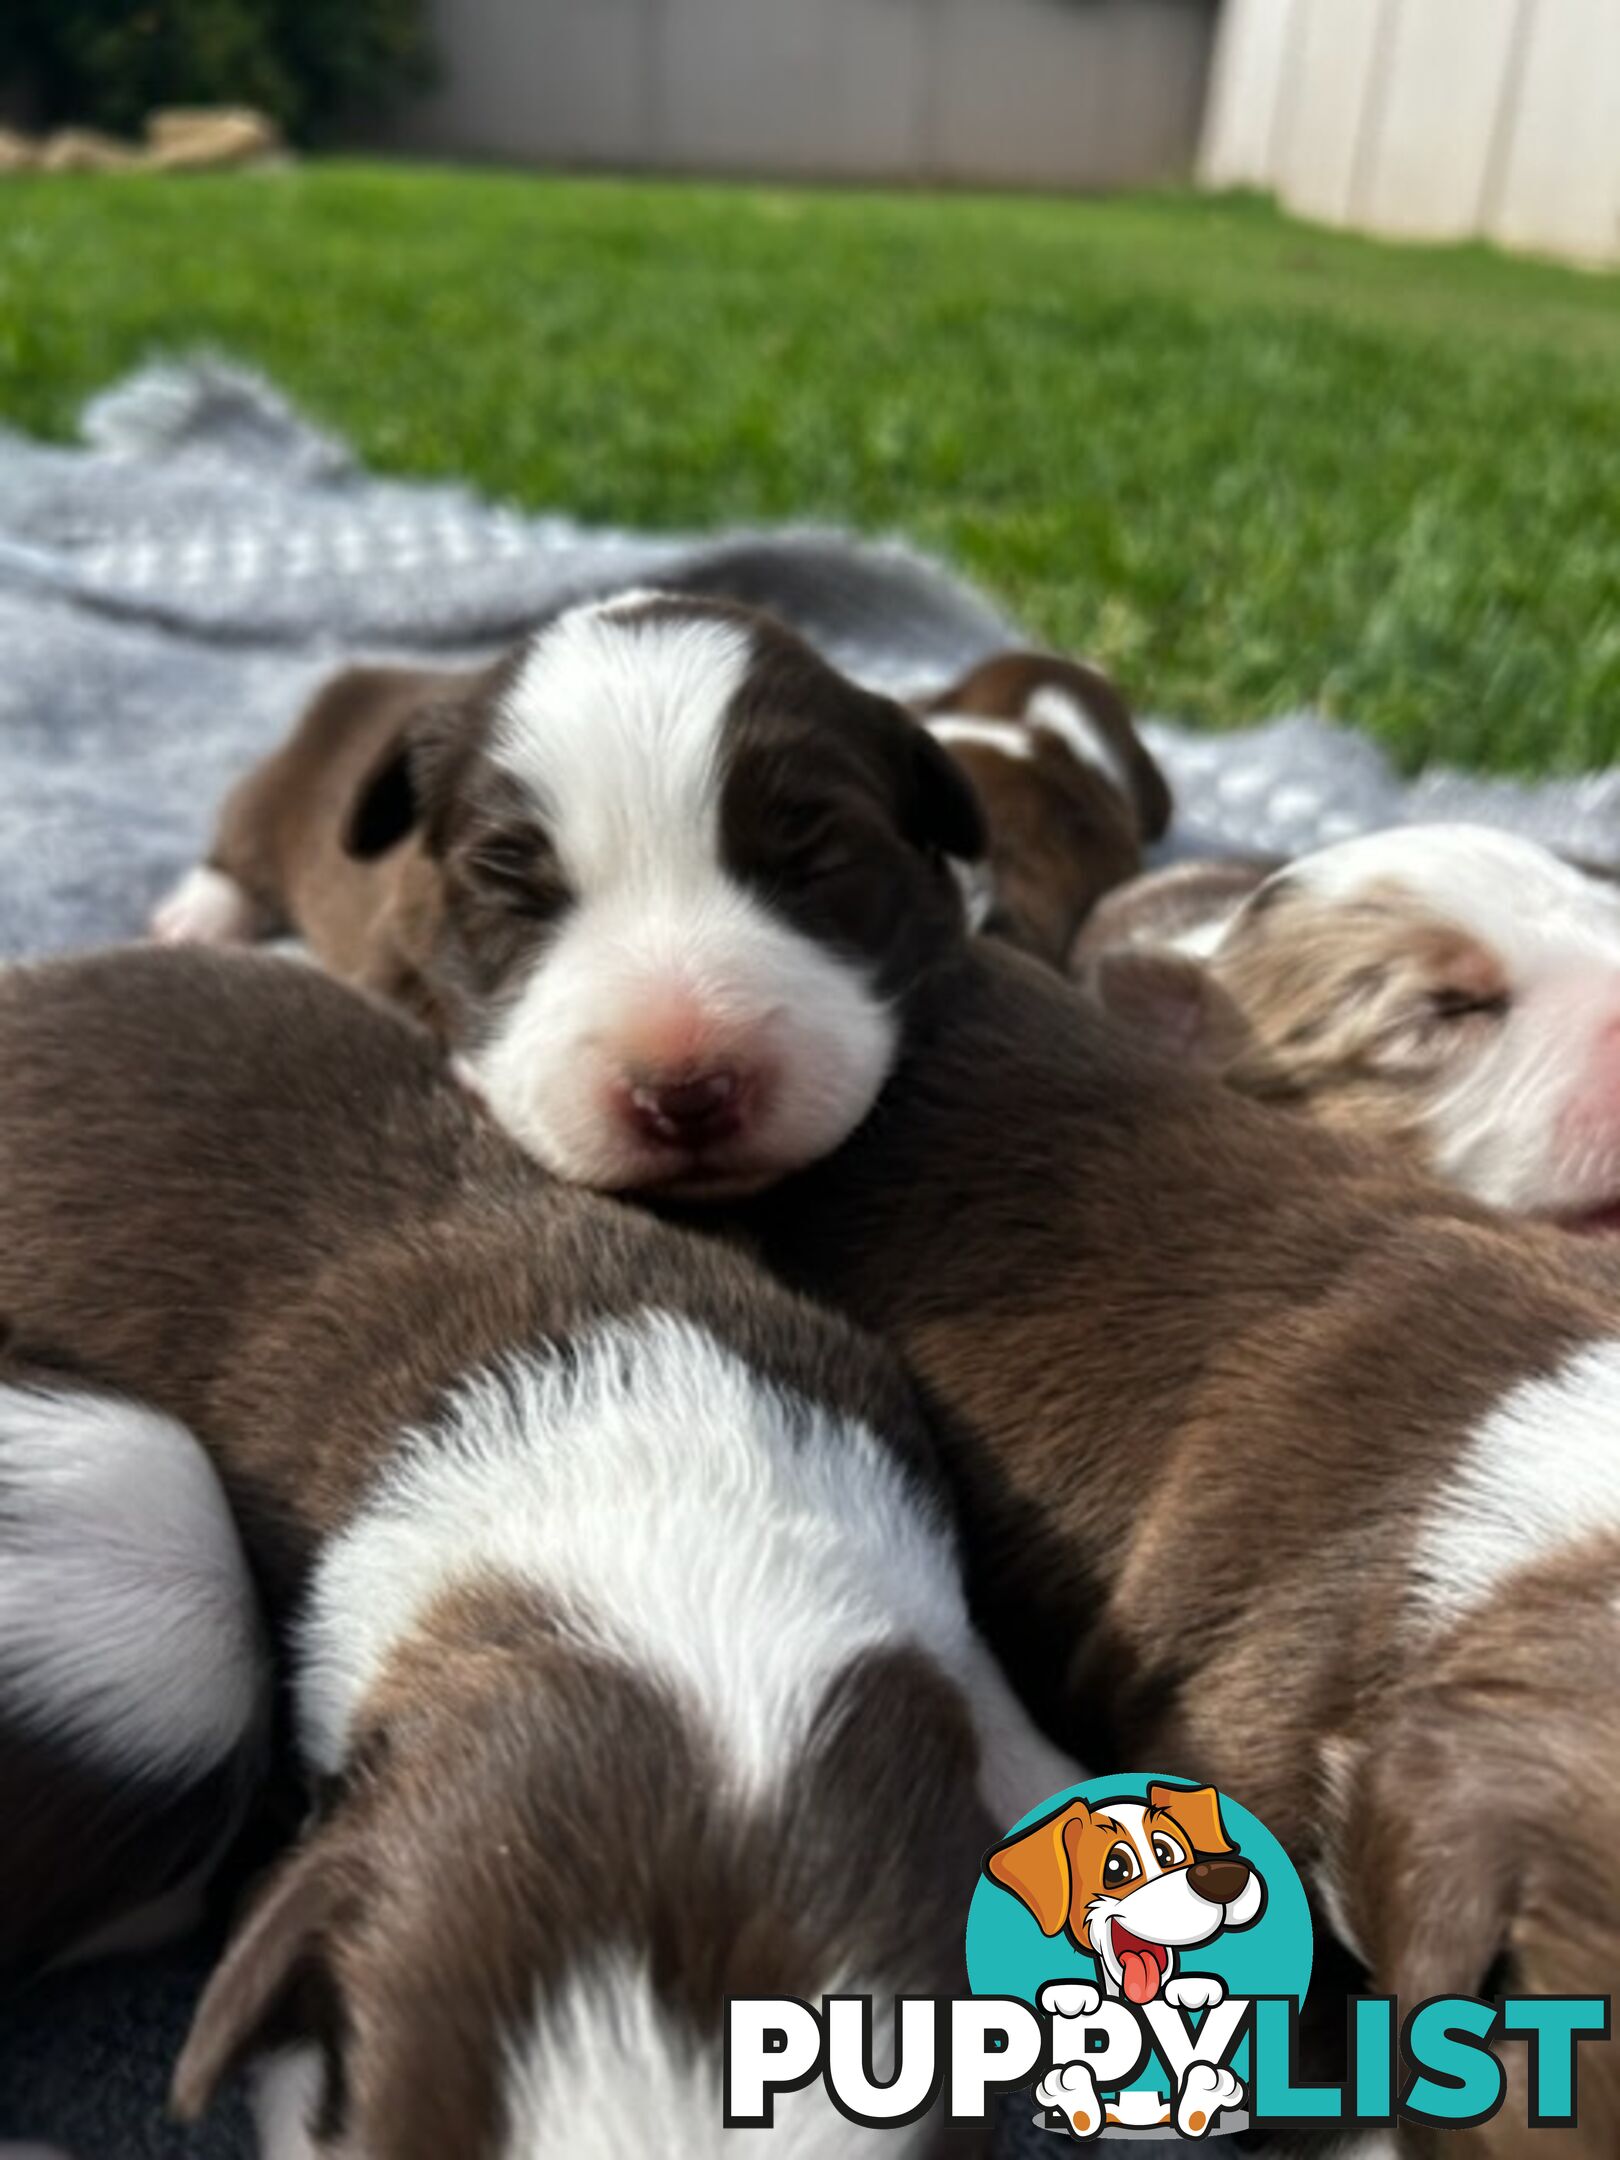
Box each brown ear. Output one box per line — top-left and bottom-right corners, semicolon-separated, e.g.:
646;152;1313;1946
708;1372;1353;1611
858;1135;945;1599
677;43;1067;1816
171;1834;349;2122
904;718;989;864
344;689;479;862
984;1800;1091;1936
1071;859;1279;971
1150;1784;1234;1858
1082;948;1247;1066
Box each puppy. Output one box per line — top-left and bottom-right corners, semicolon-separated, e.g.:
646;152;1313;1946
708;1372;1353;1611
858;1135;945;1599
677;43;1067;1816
152;592;985;1197
1077;826;1620;1224
748;936;1620;2153
918;651;1171;967
0;1383;268;1979
0;946;1073;2158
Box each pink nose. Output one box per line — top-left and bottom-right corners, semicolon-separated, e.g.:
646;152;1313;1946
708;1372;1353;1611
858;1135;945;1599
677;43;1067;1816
624;1068;748;1150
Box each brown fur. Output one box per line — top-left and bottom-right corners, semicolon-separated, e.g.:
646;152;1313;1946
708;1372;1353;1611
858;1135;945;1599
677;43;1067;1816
919;651;1170;967
744;942;1620;2142
0;947;991;2150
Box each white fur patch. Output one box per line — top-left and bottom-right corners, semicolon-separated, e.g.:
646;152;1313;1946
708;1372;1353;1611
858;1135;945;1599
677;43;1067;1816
1024;684;1132;800
1409;1341;1620;1630
0;1385;267;1781
149;864;264;946
299;1315;975;1794
925;714;1034;762
503;1956;928;2159
467;599;897;1193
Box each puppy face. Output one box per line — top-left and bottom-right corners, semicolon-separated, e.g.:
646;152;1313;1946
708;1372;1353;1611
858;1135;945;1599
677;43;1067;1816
921;652;1171;968
350;595;983;1195
1087;828;1620;1225
986;1785;1263;2005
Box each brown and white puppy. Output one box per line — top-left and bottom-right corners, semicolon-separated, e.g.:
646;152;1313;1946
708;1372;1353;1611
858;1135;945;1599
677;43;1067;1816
918;652;1171;968
1078;826;1620;1227
745;939;1620;2153
152;592;984;1199
0;946;1072;2160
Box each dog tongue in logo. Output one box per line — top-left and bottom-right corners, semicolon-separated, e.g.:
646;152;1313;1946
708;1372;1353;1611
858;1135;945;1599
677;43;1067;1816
1112;1925;1168;2004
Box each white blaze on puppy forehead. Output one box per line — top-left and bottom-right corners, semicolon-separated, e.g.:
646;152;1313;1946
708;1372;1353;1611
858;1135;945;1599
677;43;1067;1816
1023;683;1133;801
491;601;748;889
469;599;898;1192
1282;823;1620;945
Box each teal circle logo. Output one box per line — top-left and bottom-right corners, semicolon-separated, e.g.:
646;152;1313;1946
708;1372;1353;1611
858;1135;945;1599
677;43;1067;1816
967;1774;1312;2139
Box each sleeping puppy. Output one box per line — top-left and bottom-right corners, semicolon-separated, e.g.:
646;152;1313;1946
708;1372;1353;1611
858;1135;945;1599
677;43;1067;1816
747;935;1620;2154
0;946;1072;2158
918;651;1171;967
1076;825;1620;1225
152;592;985;1198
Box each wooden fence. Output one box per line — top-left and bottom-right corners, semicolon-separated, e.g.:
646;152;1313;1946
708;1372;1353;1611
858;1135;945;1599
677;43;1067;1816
383;0;1217;191
1201;0;1620;266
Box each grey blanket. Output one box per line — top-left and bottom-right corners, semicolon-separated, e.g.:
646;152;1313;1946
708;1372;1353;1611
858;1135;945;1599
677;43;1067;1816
2;364;1617;2157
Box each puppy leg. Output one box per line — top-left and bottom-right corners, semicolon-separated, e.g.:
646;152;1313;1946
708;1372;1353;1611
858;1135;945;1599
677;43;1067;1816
0;1381;269;1980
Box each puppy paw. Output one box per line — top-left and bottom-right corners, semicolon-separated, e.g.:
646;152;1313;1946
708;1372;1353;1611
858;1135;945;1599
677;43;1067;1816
1176;2061;1243;2136
1039;1979;1102;2021
1035;2060;1104;2140
149;866;262;946
1164;1974;1226;2012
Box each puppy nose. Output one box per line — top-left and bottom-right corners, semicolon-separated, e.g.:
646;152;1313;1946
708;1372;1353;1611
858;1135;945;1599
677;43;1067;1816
625;1068;746;1149
1187;1859;1251;1907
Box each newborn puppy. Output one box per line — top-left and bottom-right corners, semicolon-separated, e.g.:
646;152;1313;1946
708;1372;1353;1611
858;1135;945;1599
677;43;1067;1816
152;592;985;1197
0;947;1071;2158
919;651;1171;966
1078;825;1620;1226
747;935;1620;2153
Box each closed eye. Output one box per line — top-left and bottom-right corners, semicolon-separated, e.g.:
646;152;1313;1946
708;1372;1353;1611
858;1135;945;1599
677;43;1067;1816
1428;986;1511;1024
465;835;569;918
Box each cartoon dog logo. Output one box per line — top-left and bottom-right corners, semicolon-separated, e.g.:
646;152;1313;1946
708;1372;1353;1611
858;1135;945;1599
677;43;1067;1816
985;1783;1266;2138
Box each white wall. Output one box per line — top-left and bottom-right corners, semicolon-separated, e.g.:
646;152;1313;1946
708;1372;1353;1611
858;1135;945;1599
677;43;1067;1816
384;0;1218;191
1200;0;1620;266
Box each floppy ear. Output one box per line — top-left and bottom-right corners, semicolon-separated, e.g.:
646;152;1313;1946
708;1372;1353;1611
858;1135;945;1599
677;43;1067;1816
346;736;420;859
1150;1783;1234;1859
1082;948;1247;1067
344;692;476;862
171;1833;350;2122
904;721;989;864
984;1800;1091;1936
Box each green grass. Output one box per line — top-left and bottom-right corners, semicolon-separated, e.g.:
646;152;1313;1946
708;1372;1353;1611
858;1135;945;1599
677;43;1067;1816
2;165;1618;772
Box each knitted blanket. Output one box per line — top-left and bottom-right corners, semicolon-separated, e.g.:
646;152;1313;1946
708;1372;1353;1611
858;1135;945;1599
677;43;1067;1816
3;363;1615;2157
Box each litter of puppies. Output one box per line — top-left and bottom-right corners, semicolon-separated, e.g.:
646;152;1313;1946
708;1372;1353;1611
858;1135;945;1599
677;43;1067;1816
7;593;1619;2158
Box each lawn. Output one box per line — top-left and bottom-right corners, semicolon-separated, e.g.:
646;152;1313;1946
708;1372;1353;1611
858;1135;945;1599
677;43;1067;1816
2;164;1618;774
